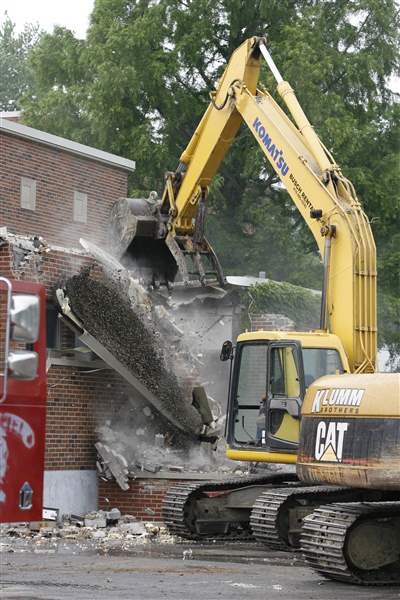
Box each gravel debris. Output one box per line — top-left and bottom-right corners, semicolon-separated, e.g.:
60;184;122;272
65;268;203;438
0;513;177;555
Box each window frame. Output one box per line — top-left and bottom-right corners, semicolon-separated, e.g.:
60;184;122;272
73;190;88;223
20;177;37;211
302;346;344;386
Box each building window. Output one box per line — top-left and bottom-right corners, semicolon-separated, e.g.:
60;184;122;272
20;177;36;210
73;191;87;223
46;305;61;350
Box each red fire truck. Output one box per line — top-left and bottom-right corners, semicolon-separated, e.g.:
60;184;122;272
0;277;47;522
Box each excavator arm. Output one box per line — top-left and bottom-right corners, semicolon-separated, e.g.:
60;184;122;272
162;38;261;233
115;37;376;373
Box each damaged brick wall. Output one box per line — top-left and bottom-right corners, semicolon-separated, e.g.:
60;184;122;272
0;240;134;472
0;240;93;296
46;368;130;470
0;130;128;248
0;131;136;513
98;479;194;521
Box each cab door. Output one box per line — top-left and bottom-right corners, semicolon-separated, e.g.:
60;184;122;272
227;339;305;457
262;341;305;453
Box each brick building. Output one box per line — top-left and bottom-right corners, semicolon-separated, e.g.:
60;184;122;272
0;115;133;249
0;113;137;514
1;114;301;521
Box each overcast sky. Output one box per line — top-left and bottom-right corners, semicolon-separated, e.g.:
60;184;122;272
1;0;95;38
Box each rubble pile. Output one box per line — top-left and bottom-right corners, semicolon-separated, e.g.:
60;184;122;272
95;417;240;488
0;510;177;554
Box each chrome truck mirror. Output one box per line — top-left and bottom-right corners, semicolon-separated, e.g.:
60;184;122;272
11;294;40;343
8;351;39;380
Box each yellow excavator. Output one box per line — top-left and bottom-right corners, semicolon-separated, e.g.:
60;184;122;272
117;37;400;584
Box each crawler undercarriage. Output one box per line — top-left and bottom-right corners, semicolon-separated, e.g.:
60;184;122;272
163;479;400;584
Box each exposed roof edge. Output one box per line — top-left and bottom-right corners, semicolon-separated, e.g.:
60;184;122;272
0;117;136;172
0;111;21;119
226;274;321;295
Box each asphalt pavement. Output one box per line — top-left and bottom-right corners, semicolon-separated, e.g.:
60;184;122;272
1;542;400;600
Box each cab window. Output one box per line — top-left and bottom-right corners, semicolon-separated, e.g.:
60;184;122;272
302;348;344;387
234;344;267;443
270;346;300;398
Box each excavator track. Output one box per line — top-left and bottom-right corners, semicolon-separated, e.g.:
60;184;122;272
301;502;400;585
250;486;400;550
250;486;355;550
162;472;298;541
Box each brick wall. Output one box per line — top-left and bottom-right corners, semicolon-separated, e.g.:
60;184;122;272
250;312;295;331
0;131;128;248
0;240;92;298
46;367;129;470
98;478;198;521
0;131;135;513
1;240;134;472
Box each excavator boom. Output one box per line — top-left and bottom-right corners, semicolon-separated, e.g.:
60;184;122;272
115;36;376;372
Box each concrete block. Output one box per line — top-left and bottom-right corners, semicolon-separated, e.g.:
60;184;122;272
84;514;107;528
119;522;147;535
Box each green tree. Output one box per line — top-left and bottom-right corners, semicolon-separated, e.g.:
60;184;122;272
22;26;90;142
21;0;400;356
0;13;42;111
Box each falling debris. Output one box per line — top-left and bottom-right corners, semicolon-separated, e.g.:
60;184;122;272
96;415;247;480
55;239;246;483
63;267;205;438
95;442;130;490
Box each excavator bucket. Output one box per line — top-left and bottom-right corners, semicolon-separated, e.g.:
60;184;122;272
109;195;226;301
109;195;176;286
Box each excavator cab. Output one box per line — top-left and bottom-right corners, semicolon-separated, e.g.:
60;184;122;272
224;332;348;464
225;338;304;462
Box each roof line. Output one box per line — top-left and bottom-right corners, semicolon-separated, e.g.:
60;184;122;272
0;111;21;118
0;117;135;172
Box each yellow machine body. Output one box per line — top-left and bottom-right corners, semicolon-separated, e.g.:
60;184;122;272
297;373;400;490
154;39;400;583
226;330;349;465
122;38;395;490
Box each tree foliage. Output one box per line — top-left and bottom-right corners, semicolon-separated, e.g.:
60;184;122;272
243;281;321;331
18;0;400;357
0;13;42;111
